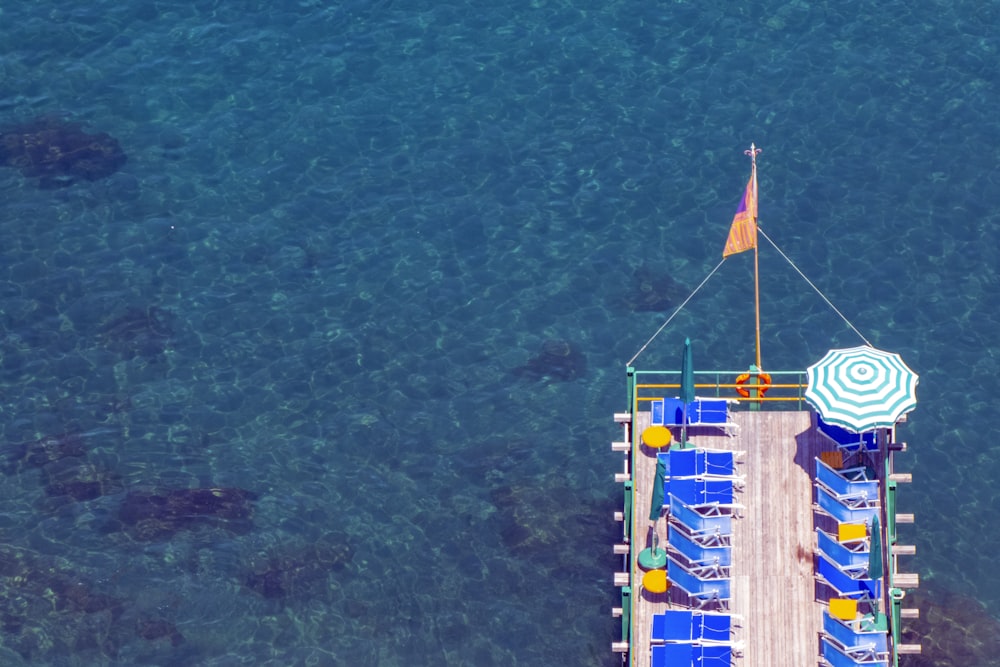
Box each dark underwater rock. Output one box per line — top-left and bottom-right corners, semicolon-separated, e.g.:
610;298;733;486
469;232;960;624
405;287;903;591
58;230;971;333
99;306;174;359
899;586;1000;667
136;616;184;646
113;487;257;540
491;484;562;558
244;534;354;599
0;117;127;188
3;431;86;474
623;265;687;313
0;545;126;662
41;458;123;502
513;339;587;382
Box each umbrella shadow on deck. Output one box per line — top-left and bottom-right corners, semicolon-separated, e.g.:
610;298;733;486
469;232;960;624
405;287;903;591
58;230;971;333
791;414;839;477
792;417;845;610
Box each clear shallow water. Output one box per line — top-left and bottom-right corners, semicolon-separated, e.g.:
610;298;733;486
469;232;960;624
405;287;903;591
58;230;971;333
0;1;997;665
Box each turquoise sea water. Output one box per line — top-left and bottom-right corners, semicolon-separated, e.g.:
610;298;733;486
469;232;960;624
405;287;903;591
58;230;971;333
0;1;998;665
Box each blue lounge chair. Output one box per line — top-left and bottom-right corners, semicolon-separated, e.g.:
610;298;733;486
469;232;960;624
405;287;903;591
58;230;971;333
667;553;729;580
652;642;733;667
650;398;739;435
816;554;878;599
668;495;733;545
651;610;696;643
816;458;880;502
815;485;878;525
817;415;877;453
669;448;741;479
667;557;731;608
651;643;689;667
700;449;740;478
689;399;739;435
823;611;889;655
820;636;888;667
673;477;736;506
816;528;869;570
669;448;700;477
669;524;732;567
652;611;732;645
651;398;689;427
698;613;733;644
699;644;733;664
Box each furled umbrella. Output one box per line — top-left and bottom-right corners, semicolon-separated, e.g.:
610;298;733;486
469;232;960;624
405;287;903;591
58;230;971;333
805;345;918;432
679;337;695;447
649;457;667;522
638;457;668;569
868;514;883;615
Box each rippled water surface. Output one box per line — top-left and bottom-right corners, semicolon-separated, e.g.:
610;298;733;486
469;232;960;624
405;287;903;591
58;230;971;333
1;1;998;665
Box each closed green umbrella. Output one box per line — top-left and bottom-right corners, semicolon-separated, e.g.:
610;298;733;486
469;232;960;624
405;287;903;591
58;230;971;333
638;458;668;569
680;337;695;446
869;514;883;615
649;458;666;521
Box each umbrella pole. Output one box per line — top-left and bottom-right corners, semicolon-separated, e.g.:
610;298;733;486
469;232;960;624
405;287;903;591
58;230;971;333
638;518;667;569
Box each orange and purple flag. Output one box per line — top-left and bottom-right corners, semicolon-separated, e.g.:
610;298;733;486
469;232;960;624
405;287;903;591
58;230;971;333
722;171;758;257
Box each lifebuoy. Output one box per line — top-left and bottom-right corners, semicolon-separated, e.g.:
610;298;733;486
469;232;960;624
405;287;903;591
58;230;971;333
735;372;772;398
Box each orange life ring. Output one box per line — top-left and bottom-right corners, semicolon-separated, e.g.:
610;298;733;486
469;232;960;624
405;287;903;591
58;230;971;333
735;372;772;398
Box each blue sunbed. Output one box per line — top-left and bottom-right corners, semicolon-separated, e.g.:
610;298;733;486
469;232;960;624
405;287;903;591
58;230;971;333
667;557;731;608
650;398;738;435
651;609;734;644
816;528;870;570
699;613;732;643
816;554;878;599
817;415;877;452
652;642;732;667
651;643;690;667
823;611;889;655
690;400;735;432
651;610;696;642
816;457;880;502
815;485;878;525
669;448;740;479
673;477;736;505
668;494;732;543
651;398;690;427
669;448;699;477
700;449;739;477
820;636;888;667
669;524;732;567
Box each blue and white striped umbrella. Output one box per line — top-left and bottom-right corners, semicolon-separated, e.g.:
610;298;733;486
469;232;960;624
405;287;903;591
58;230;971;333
805;345;918;432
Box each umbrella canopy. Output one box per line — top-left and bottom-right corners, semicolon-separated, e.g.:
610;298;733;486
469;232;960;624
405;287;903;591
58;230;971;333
805;345;918;432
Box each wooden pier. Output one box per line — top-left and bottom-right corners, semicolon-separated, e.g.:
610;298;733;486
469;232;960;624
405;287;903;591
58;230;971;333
617;409;889;667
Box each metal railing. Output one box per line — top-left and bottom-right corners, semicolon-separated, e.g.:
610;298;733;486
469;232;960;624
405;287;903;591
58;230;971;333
629;368;809;410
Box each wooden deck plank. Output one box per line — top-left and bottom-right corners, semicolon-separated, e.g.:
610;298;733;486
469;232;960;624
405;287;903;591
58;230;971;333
730;411;824;667
628;408;665;667
627;409;856;667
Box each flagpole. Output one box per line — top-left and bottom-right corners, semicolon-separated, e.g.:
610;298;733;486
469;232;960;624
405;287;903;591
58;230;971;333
748;144;762;371
722;143;764;399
